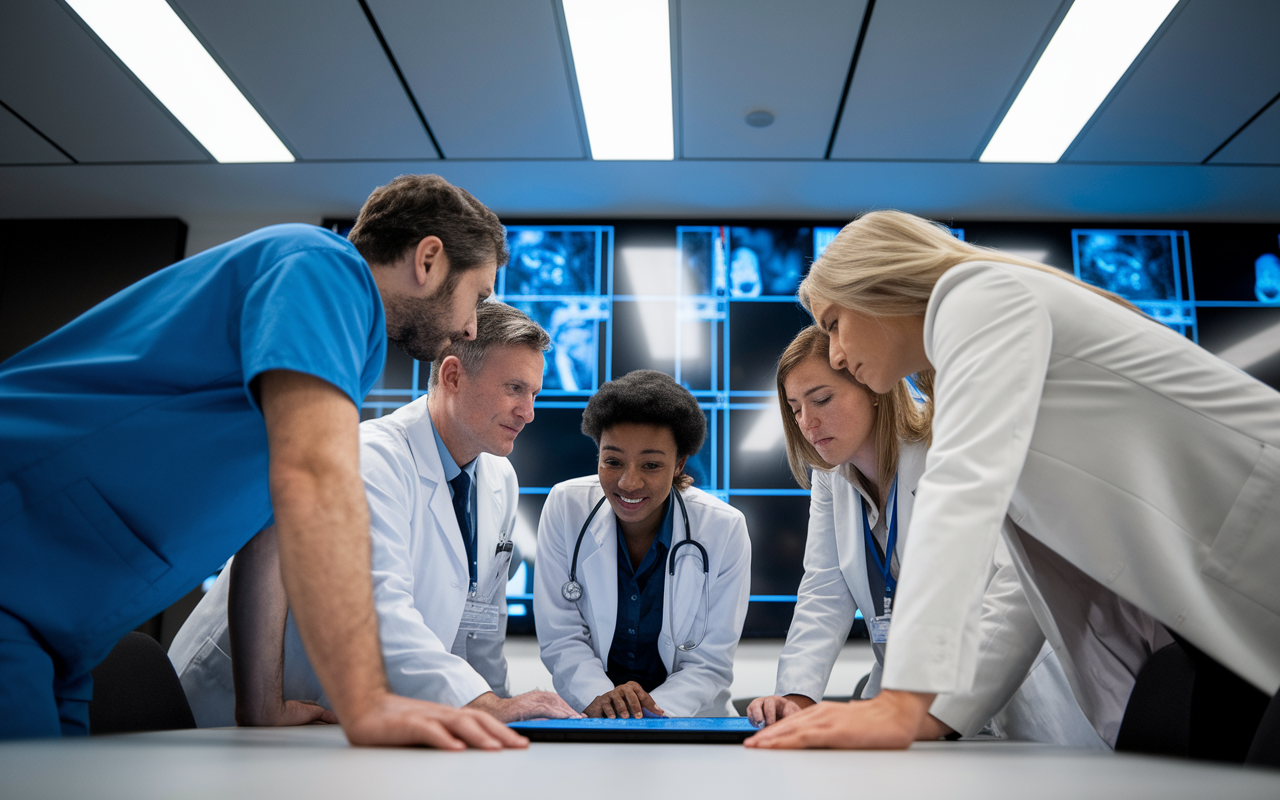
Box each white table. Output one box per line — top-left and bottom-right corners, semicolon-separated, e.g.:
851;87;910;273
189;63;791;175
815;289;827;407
2;726;1279;800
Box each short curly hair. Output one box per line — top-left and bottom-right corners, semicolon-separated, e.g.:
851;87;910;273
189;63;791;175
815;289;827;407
582;370;706;489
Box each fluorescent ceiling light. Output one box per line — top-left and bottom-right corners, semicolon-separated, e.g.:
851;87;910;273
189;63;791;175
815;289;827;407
980;0;1178;164
66;0;293;163
562;0;674;160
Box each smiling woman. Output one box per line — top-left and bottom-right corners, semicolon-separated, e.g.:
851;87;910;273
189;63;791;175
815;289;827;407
533;371;752;719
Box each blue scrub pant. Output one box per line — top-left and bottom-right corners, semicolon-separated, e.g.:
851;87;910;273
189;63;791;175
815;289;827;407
0;609;91;738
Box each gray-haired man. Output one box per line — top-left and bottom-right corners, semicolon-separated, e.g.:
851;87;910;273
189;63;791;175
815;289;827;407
171;303;578;725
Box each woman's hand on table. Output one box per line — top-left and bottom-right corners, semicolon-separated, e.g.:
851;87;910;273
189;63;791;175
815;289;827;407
746;694;815;727
743;689;935;749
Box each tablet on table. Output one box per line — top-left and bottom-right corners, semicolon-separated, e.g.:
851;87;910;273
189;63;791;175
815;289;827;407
508;717;758;744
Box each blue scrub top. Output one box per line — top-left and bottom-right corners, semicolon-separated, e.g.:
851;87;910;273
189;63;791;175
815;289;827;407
0;224;386;674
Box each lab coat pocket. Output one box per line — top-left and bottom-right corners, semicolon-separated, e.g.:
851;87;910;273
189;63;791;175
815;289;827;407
1204;443;1280;616
0;478;171;643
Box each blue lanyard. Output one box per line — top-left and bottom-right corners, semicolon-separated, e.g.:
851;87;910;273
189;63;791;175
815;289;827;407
862;475;899;605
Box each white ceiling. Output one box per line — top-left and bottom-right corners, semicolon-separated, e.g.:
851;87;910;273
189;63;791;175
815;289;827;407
0;0;1277;226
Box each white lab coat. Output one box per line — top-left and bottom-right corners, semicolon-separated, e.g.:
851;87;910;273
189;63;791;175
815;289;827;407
882;261;1280;745
169;397;517;726
533;476;751;717
776;442;1101;745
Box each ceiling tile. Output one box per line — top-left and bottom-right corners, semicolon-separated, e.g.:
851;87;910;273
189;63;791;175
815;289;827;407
1211;97;1280;165
679;0;867;159
366;0;584;159
0;0;209;163
1068;0;1280;164
0;104;70;165
830;0;1063;161
172;0;436;161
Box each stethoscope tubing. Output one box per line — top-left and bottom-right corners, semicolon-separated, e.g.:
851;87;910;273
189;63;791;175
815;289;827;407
562;487;709;651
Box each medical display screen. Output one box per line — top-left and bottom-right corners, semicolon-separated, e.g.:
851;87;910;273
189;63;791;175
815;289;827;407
325;216;1280;637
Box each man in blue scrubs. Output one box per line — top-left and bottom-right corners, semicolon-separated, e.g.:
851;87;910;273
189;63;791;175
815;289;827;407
0;174;526;749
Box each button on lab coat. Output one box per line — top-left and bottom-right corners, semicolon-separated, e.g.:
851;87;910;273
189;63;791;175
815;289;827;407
533;476;751;717
883;262;1280;725
169;397;516;725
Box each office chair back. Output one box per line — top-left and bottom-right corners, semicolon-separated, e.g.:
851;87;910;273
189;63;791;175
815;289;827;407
89;631;196;735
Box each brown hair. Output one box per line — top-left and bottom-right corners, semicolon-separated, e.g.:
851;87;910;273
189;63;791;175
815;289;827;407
348;174;509;271
776;326;930;510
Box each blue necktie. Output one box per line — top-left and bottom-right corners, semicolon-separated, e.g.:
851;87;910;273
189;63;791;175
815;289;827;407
449;471;477;588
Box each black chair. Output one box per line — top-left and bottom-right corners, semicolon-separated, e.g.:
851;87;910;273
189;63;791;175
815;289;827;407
88;631;196;735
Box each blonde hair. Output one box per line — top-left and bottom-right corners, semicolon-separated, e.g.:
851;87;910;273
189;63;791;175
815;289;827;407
776;326;929;510
797;210;1143;429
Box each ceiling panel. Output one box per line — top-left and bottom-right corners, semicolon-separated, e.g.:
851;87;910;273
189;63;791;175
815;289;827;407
1212;97;1280;166
0;105;70;165
0;0;209;163
172;0;436;161
366;0;583;159
1068;0;1280;164
830;0;1063;161
679;0;867;159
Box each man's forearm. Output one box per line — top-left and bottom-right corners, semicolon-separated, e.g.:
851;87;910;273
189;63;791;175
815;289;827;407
228;525;289;725
260;369;388;725
273;458;387;722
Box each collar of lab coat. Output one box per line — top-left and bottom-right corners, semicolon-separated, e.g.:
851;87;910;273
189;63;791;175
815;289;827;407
398;397;504;587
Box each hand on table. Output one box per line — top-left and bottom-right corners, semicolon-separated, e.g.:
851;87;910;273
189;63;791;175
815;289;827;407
743;689;934;750
341;691;529;750
466;690;582;722
745;694;815;727
583;681;665;719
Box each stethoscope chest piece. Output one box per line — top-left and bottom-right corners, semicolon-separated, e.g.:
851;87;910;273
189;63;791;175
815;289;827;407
561;579;583;602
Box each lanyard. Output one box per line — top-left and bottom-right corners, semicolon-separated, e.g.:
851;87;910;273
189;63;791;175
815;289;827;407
862;475;899;609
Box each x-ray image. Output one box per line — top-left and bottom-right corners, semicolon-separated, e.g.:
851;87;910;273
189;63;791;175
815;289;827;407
726;227;813;297
505;229;599;296
1074;231;1179;302
677;227;724;297
513;300;608;392
1256;253;1280;303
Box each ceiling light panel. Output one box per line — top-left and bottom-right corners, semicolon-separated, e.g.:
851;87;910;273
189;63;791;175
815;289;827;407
1;0;208;163
65;0;293;163
830;0;1062;161
980;0;1179;164
680;0;867;159
170;0;436;161
562;0;674;160
1068;0;1280;164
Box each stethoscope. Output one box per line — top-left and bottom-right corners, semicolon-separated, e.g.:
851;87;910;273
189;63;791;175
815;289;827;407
561;487;710;652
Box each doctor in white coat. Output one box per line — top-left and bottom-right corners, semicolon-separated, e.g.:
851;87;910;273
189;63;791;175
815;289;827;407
170;302;577;726
747;326;1099;747
534;370;752;718
747;211;1280;766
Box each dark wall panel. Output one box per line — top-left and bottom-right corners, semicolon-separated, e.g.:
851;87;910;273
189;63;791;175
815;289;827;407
0;218;187;363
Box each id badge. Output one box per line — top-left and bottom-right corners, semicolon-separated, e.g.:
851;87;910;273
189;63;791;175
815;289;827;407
458;597;501;633
869;613;891;644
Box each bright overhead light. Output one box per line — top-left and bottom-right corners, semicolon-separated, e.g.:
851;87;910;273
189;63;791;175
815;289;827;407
562;0;674;161
980;0;1178;164
66;0;293;163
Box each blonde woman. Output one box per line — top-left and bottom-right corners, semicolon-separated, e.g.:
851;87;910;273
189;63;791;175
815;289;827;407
746;211;1280;766
745;326;1098;747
